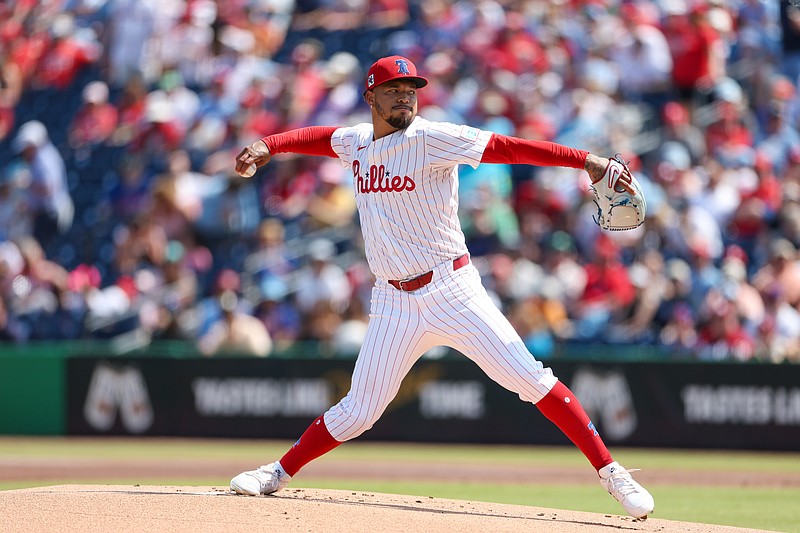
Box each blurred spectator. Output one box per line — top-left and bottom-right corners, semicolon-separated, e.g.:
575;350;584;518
461;184;520;256
112;216;168;277
696;286;756;362
302;300;343;352
509;295;556;358
110;74;149;146
261;157;317;231
129;91;187;170
755;103;800;177
686;243;722;309
0;40;23;141
662;199;723;262
198;289;272;357
306;159;357;230
692;157;741;229
34;13;101;90
539;231;587;313
244;218;296;284
148;161;200;242
8;237;71;339
704;83;755;167
756;282;800;363
610;3;672;108
106;0;157;87
573;235;635;341
12;121;74;254
654;258;695;330
101;154;152;223
153;70;200;134
181;268;244;340
247;0;296;59
752;238;800;308
663;3;724;105
284;39;327;128
148;240;200;340
314;51;362;126
68;80;118;152
718;255;765;334
294;238;349;315
659;101;706;165
0;163;33;242
608;250;669;344
780;1;800;86
729;152;782;258
254;275;301;352
331;295;369;357
161;1;217;88
658;302;698;356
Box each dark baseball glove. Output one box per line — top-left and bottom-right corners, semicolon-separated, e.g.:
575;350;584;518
590;155;647;231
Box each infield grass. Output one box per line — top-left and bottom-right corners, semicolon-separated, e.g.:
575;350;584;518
1;437;798;532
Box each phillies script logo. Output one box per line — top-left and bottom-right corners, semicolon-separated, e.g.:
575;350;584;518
353;160;416;194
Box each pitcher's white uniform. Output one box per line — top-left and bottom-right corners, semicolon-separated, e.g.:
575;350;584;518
322;116;557;442
231;55;654;520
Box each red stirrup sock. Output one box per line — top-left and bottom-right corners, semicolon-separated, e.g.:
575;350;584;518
536;380;613;471
279;415;342;476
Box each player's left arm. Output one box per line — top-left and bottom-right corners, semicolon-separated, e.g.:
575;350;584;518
480;134;635;194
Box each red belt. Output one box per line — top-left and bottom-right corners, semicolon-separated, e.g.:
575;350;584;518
388;254;469;292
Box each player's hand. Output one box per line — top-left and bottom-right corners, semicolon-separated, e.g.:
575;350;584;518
585;154;635;195
235;140;271;177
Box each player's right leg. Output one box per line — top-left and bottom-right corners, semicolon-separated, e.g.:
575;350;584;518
231;282;434;496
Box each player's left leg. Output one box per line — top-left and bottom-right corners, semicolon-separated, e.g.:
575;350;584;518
424;263;654;518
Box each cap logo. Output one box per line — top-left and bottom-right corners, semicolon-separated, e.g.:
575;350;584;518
367;74;374;87
395;59;410;75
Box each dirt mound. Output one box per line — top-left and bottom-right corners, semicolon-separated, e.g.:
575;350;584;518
2;485;769;533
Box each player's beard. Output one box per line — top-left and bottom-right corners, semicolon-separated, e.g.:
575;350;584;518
375;101;414;129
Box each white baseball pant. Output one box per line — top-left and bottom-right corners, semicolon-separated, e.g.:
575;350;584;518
323;258;558;441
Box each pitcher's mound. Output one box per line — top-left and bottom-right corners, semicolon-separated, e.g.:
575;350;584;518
2;485;765;533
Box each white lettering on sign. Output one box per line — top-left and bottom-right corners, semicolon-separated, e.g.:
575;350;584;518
192;378;331;417
681;385;800;425
419;381;485;419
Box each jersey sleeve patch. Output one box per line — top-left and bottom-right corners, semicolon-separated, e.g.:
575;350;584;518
460;126;480;141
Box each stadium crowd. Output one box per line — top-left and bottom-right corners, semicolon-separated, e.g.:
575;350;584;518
0;0;799;362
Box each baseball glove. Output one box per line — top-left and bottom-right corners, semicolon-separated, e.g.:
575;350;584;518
590;155;647;231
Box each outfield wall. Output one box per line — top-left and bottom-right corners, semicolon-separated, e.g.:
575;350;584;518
2;343;799;450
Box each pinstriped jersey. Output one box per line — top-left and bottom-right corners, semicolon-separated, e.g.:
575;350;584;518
330;116;492;281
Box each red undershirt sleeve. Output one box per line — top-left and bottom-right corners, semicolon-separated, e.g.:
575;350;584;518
481;133;588;169
262;126;338;158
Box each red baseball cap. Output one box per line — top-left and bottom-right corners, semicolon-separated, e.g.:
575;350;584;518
364;55;428;94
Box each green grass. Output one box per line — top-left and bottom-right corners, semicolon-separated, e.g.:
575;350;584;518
1;438;799;532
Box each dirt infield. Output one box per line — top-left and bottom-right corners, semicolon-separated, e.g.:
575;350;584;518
1;484;771;533
3;441;796;533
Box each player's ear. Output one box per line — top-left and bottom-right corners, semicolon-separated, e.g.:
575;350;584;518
364;90;374;107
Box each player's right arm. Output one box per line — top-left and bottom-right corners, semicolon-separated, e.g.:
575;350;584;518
234;126;339;176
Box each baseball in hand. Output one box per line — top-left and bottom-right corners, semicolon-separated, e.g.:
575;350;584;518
239;163;257;178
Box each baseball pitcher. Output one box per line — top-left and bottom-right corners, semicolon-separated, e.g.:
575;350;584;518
230;56;653;519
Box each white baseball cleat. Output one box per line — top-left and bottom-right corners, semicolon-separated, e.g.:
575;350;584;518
230;461;292;496
598;461;655;519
